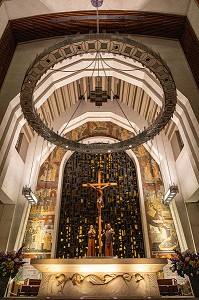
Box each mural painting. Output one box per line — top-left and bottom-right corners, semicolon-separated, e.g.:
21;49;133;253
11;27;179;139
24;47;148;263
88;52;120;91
134;145;178;255
23;121;178;257
23;148;66;257
65;121;134;142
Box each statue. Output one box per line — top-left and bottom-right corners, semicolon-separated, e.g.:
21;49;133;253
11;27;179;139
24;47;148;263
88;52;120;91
87;225;96;256
103;223;114;256
97;196;104;211
82;170;117;255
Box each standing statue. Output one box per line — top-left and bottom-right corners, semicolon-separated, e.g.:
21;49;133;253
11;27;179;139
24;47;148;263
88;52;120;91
103;223;114;256
88;225;96;256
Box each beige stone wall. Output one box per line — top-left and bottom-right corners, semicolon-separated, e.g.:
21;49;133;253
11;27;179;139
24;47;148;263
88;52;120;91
0;203;14;251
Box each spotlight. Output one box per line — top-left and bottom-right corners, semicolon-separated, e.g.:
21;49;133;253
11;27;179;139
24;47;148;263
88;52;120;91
163;184;179;205
22;186;38;205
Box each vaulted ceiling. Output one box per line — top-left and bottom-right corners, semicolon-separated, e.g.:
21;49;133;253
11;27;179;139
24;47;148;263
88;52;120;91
37;76;159;125
21;75;174;143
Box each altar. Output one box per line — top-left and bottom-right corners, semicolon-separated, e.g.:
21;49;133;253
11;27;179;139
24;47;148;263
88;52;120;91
31;258;167;298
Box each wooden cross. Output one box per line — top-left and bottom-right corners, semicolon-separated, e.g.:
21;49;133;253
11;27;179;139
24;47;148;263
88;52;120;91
82;170;117;255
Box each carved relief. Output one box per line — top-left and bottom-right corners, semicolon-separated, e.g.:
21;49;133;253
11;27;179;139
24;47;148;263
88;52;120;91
39;272;159;297
148;273;160;295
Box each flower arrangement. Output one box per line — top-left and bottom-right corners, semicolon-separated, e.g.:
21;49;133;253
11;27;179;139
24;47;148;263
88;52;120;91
170;249;199;278
0;245;25;278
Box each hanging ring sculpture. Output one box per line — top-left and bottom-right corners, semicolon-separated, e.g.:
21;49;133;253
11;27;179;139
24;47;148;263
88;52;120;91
20;33;177;153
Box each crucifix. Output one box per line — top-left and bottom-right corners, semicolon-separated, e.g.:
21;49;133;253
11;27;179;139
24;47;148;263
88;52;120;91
82;170;117;256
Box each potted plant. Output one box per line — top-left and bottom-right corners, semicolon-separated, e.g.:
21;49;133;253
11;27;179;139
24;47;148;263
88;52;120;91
170;249;199;297
0;245;25;297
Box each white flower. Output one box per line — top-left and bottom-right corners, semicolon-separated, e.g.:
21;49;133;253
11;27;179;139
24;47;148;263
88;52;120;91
185;257;190;262
14;258;19;262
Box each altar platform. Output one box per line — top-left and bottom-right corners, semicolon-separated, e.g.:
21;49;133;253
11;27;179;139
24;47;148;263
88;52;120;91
30;258;168;298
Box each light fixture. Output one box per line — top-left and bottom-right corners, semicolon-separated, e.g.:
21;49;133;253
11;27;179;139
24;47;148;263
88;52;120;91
22;186;38;205
163;184;179;205
90;86;108;106
22;133;40;205
20;34;177;153
160;131;179;205
20;0;177;154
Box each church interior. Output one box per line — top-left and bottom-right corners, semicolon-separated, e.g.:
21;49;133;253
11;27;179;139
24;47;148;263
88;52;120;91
0;0;199;298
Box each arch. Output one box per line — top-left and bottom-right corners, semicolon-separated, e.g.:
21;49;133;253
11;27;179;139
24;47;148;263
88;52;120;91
53;136;150;258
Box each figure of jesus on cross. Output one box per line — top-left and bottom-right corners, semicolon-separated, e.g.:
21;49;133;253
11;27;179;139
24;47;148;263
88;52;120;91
82;169;117;256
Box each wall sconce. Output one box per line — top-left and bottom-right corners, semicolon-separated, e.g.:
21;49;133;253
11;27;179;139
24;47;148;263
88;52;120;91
22;186;38;205
163;184;179;205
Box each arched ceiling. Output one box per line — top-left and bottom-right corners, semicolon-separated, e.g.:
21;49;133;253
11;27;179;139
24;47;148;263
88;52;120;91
37;76;159;126
23;75;175;143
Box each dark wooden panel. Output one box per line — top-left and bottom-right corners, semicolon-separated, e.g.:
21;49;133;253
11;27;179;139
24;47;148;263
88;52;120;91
10;11;185;43
180;18;199;91
0;21;16;91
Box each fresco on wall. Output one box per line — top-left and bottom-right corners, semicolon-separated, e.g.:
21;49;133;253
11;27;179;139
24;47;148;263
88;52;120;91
65;121;134;142
23;121;178;257
134;146;178;255
23;148;66;257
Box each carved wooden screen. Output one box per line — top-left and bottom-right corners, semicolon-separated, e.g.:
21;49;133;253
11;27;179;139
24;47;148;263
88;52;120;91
56;151;145;258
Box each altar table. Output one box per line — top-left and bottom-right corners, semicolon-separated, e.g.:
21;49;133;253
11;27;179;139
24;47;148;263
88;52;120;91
31;258;167;298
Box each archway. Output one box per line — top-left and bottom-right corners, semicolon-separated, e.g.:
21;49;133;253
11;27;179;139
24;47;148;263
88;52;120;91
56;150;145;258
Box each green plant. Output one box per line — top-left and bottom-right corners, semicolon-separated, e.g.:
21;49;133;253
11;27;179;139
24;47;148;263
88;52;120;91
170;249;199;278
0;246;25;278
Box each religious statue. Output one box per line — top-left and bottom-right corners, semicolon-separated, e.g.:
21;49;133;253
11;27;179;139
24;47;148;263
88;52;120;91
87;225;96;256
82;170;117;255
103;223;114;256
97;196;104;211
